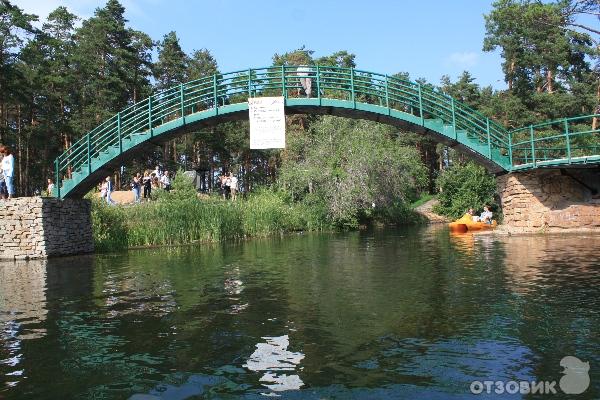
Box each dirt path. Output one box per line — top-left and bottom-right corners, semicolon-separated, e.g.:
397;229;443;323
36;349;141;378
414;198;450;223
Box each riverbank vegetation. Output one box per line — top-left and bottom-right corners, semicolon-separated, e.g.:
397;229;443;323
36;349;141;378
92;186;325;252
433;162;498;219
1;0;598;240
91;166;420;251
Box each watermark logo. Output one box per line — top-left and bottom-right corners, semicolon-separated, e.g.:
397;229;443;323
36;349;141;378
559;356;590;394
470;356;590;395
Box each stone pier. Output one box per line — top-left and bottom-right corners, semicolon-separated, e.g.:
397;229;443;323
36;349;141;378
497;169;600;233
0;198;94;260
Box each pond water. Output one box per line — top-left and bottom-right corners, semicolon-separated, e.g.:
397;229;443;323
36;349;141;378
1;226;599;399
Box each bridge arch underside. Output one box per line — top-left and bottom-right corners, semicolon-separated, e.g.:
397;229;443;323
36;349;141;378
64;99;506;199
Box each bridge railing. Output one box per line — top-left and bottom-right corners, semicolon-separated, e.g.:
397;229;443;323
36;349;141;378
509;115;600;167
54;66;598;198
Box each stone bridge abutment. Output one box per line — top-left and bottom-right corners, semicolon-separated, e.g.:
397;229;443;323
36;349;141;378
0;198;94;260
497;168;600;233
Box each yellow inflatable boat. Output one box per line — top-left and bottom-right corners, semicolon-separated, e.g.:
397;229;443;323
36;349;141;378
449;214;497;233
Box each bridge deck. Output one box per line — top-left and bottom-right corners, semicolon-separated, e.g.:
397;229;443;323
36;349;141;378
52;66;600;199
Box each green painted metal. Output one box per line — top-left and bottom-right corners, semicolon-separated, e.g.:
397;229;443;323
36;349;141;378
52;66;600;199
564;118;571;163
509;114;599;169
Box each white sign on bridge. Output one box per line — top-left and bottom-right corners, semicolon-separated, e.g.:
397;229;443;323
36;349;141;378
249;96;286;149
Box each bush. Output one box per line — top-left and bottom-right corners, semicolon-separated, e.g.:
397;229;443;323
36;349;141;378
277;116;428;228
90;197;128;252
433;162;497;219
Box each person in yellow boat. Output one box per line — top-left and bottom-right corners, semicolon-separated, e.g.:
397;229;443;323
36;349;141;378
480;205;493;224
455;209;477;224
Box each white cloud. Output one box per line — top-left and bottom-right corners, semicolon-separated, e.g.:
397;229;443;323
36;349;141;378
444;51;479;69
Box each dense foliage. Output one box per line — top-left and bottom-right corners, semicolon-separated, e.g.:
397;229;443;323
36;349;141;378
279;117;428;227
433;162;499;219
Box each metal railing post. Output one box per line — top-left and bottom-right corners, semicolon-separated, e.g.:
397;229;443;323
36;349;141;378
486;119;492;159
213;74;218;114
55;158;60;198
350;68;355;105
529;125;536;167
148;96;153;137
180;83;185;122
564;118;571;163
248;68;252;97
451;97;457;140
281;65;286;98
87;134;91;174
117;113;122;154
384;75;390;114
417;83;424;125
508;132;513;171
316;65;321;105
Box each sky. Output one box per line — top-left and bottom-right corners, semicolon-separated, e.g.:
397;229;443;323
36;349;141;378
13;0;507;89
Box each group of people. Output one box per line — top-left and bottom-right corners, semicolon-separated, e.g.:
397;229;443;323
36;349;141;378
130;167;172;203
467;206;493;224
219;172;238;201
98;167;172;205
0;146;15;199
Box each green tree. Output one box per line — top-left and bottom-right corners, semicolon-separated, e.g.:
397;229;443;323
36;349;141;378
484;0;595;97
71;0;149;133
154;31;188;90
279;116;427;227
433;162;498;219
186;48;218;80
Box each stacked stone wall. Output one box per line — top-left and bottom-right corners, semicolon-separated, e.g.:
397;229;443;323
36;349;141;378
0;198;94;260
497;170;600;233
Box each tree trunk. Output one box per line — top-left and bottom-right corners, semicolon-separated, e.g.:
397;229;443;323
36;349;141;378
17;105;22;195
535;68;543;93
508;59;515;91
546;69;554;94
593;81;600;130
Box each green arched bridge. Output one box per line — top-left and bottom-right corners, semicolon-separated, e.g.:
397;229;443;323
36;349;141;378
53;66;600;198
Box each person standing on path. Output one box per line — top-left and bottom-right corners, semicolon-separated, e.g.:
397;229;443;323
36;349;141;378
131;173;141;203
143;171;152;201
0;162;6;200
105;176;116;205
219;173;228;199
229;172;238;201
0;146;15;199
46;179;55;197
161;170;171;192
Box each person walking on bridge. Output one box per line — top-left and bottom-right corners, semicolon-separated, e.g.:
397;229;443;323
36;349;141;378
0;146;15;199
296;65;312;98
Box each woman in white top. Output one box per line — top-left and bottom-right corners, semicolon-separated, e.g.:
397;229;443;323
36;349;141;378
1;146;15;198
47;179;55;197
228;172;238;201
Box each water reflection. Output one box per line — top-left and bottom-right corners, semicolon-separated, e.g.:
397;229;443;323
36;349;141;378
244;334;305;392
0;260;47;340
0;229;598;399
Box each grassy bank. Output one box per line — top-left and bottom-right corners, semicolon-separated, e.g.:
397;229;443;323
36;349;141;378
90;170;428;252
91;190;329;252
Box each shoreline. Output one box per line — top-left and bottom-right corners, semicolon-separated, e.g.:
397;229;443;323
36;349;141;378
492;225;600;236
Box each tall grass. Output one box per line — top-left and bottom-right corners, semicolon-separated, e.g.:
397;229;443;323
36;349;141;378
90;190;328;252
90;172;424;252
